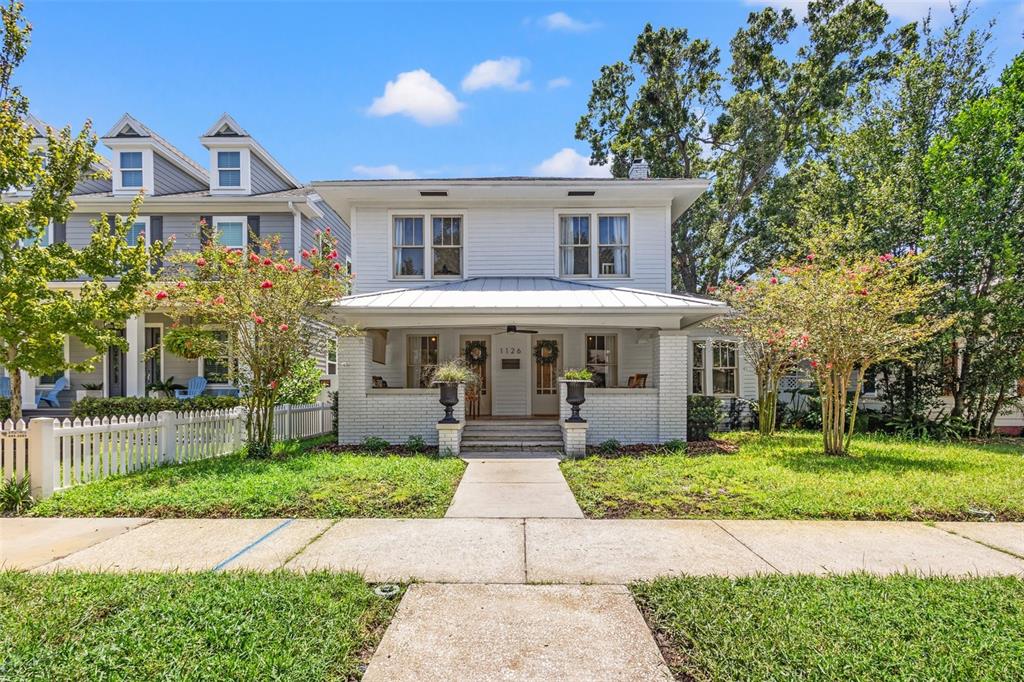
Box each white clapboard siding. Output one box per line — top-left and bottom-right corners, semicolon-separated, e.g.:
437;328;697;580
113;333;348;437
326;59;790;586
0;419;30;484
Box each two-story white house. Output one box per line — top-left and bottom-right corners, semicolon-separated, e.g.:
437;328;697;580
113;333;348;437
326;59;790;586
315;171;759;448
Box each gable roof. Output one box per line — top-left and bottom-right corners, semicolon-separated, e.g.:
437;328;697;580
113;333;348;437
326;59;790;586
335;277;726;312
101;113;209;184
200;113;301;189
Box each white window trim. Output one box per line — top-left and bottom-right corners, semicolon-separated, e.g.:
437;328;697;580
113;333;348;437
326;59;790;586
127;216;151;246
387;209;467;281
406;332;440;388
326;338;338;377
691;338;740;398
553;208;634;281
209;147;252;194
583;331;619;388
22;220;54;248
213;216;248;250
112;147;154;196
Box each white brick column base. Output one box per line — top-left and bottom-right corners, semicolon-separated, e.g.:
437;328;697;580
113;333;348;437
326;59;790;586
561;421;588;458
436;422;464;458
657;331;689;443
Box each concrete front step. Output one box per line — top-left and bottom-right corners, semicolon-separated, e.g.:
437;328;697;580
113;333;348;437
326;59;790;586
463;441;563;449
463;434;562;442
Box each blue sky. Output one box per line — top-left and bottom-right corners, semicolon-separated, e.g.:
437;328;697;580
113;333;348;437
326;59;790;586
19;1;1024;182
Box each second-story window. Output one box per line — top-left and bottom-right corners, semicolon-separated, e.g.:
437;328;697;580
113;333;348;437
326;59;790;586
432;216;462;277
214;216;246;250
120;152;143;188
217;151;241;187
559;215;590;277
393;216;424;278
598;215;630;277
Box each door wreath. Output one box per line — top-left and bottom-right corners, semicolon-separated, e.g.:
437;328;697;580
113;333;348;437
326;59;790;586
533;339;559;365
464;340;488;366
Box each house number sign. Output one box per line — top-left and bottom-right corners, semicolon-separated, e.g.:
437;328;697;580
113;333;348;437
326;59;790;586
497;347;523;355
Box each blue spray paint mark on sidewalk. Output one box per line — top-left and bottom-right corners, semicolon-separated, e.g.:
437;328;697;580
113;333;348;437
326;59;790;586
212;519;294;572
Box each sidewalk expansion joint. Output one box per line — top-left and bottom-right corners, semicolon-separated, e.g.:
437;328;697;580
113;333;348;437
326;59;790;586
712;520;783;574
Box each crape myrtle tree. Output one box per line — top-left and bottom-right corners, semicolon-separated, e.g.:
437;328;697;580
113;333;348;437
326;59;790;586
575;0;892;293
714;275;808;436
924;53;1024;435
0;1;163;421
779;234;951;455
158;227;349;457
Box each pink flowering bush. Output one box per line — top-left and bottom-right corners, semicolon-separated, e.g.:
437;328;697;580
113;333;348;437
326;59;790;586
159;225;349;457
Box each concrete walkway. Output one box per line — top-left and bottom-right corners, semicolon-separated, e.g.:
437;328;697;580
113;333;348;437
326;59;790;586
5;517;1023;578
444;457;584;519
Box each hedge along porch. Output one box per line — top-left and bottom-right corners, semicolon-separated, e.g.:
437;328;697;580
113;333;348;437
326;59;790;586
331;277;734;446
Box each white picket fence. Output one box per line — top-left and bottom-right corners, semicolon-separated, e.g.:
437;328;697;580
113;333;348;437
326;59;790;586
0;403;332;500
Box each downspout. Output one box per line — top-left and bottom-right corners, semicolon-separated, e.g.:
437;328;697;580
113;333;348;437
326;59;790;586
288;200;302;262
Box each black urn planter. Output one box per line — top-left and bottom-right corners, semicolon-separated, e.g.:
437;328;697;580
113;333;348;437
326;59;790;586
436;381;460;424
562;380;591;423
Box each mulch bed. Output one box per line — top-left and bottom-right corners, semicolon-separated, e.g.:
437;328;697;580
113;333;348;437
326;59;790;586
585;439;739;458
313;443;440;456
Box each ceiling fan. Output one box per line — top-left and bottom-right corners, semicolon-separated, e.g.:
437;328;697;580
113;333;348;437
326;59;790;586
500;325;538;334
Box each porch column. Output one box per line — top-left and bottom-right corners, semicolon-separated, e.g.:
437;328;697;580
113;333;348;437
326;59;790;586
125;315;146;397
657;330;689;442
336;334;371;444
19;370;35;413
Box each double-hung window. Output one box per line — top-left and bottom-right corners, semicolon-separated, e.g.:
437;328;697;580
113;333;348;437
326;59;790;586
327;339;338;377
585;334;618;388
598;215;629;277
432;216;462;277
559;215;590;277
406;334;438;388
692;341;706;394
214;216;246;250
711;341;738;396
201;330;233;384
120;152;143;188
217;151;242;187
393;216;425;278
126;216;149;245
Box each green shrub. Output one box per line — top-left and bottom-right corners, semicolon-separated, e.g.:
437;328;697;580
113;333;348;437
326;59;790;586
660;438;687;453
276;357;324;405
404;435;426;453
72;395;241;419
562;368;593;381
688;395;721;441
360;436;390;452
1;475;33;514
0;397;10;422
430;359;476;384
596;438;621;454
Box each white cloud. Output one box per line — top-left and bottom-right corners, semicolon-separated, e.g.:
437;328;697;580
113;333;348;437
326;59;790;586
352;164;417;179
547;76;572;90
367;69;464;126
744;0;950;22
540;11;600;32
462;57;531;92
532;148;610;178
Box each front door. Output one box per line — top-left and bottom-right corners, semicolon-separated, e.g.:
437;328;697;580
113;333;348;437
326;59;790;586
532;334;562;416
107;329;126;397
460;335;491;417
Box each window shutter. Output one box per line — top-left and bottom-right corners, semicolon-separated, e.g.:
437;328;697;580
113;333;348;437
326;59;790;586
53;221;66;244
149;216;164;273
108;214;116;235
200;215;213;245
247;215;261;253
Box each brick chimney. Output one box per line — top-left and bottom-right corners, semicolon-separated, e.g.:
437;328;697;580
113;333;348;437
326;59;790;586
628;158;650;179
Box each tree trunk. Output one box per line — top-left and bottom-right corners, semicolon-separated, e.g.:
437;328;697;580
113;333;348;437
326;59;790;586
245;392;276;458
8;368;22;422
757;367;780;437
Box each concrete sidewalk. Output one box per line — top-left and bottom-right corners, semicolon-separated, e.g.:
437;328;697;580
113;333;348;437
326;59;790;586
5;517;1023;579
445;458;584;518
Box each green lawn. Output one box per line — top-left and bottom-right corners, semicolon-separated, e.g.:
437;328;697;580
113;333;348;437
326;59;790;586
0;571;398;681
634;575;1024;681
29;440;466;518
561;430;1024;520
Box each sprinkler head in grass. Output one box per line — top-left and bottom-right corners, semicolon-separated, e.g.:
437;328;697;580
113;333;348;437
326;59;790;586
374;584;401;598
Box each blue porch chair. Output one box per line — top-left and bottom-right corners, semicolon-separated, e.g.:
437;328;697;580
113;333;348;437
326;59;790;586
175;376;208;400
36;376;69;408
0;376;10;399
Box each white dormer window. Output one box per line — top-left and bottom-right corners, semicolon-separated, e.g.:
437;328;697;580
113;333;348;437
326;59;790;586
217;151;241;187
120;152;143;187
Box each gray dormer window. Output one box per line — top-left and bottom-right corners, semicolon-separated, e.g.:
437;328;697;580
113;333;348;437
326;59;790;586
217;151;241;187
120;152;143;188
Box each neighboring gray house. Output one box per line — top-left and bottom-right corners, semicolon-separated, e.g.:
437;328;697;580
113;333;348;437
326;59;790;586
7;113;349;408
